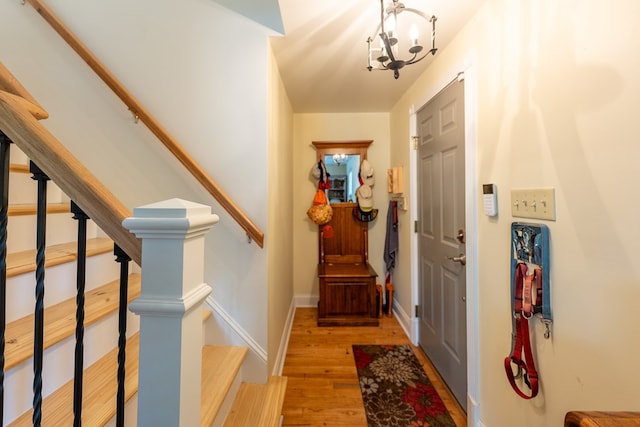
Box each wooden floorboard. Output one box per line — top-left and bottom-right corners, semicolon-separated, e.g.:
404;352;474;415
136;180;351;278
281;307;466;427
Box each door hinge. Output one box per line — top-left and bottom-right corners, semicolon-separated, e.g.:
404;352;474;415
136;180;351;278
414;220;418;233
415;305;419;318
412;136;419;150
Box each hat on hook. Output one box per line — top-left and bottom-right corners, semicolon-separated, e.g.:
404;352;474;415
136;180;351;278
353;206;378;222
360;160;375;187
356;184;373;211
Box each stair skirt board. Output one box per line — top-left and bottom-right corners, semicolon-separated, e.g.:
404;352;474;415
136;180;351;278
205;296;268;384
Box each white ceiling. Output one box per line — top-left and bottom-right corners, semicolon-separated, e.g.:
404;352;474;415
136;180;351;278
270;0;485;113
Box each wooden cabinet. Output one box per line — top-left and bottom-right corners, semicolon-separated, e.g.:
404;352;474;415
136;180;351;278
317;205;378;326
317;263;378;326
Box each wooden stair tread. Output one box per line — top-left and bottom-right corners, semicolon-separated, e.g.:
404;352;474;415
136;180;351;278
223;376;288;427
258;376;288;427
201;345;248;426
7;237;114;278
8;202;70;216
9;333;140;427
5;273;141;370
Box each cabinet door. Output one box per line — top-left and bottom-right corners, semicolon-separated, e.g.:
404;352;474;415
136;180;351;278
324;281;370;316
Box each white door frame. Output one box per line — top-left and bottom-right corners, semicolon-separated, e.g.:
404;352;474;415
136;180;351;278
409;57;480;425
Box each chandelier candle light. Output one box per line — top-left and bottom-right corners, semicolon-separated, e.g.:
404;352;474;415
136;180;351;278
333;153;348;165
367;0;438;79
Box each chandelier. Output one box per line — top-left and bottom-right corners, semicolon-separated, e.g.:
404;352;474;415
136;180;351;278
366;0;438;79
332;153;348;165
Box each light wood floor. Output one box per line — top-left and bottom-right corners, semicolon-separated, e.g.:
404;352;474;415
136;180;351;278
281;307;466;426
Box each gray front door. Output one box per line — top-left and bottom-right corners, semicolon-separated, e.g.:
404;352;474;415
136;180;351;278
417;77;467;409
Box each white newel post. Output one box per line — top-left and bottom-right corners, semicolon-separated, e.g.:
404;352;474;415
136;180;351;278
123;198;219;427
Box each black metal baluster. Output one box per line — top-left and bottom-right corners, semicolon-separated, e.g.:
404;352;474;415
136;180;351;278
30;161;49;427
0;131;12;426
71;201;89;427
114;244;130;427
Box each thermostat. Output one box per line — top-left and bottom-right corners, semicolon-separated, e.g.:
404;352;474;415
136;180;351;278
483;184;498;216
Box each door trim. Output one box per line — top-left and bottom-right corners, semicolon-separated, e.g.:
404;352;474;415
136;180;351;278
408;59;479;423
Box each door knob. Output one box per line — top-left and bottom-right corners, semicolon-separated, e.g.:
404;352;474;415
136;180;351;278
447;254;466;266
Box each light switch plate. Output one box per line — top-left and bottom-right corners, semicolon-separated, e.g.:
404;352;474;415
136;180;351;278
511;188;556;221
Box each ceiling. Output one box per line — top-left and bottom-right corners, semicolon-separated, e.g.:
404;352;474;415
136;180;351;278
269;0;485;113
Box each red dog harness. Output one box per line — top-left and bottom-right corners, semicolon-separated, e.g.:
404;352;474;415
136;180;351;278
505;223;551;399
504;262;542;399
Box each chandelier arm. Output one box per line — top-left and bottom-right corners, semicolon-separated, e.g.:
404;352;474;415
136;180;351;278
400;8;433;20
379;0;386;38
380;32;397;63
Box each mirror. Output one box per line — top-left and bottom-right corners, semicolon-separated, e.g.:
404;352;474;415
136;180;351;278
324;154;360;203
312;140;373;204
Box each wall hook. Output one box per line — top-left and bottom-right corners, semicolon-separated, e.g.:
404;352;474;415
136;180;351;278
128;108;140;123
542;318;552;339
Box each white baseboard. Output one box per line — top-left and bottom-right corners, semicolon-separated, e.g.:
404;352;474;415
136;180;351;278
294;294;318;307
391;300;419;345
272;297;296;376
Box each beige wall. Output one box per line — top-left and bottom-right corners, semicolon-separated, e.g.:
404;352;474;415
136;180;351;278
267;44;294;374
292;113;391;302
390;0;640;425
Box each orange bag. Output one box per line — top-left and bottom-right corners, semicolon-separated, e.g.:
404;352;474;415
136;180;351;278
307;189;333;225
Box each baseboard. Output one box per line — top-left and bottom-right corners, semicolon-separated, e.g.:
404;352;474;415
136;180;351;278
272;297;296;376
294;294;318;307
391;300;418;345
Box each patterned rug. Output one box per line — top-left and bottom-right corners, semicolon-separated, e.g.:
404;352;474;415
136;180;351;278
353;344;456;427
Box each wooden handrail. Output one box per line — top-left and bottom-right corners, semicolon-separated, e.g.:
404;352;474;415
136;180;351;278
0;63;49;120
0;90;142;265
24;0;264;248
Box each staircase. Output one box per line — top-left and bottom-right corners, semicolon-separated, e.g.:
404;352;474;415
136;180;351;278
1;71;286;426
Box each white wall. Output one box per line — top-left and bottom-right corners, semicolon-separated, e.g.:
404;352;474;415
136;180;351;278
390;0;640;425
292;113;390;303
0;0;273;376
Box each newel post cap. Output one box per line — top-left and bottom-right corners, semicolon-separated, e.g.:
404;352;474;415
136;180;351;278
123;198;219;239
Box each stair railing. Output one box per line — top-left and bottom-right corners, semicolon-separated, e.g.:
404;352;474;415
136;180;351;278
0;67;143;425
22;0;265;248
0;133;135;425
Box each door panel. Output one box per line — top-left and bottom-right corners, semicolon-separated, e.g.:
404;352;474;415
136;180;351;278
417;78;467;410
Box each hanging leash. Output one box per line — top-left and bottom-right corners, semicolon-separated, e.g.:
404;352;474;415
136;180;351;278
504;223;552;399
504;263;540;399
